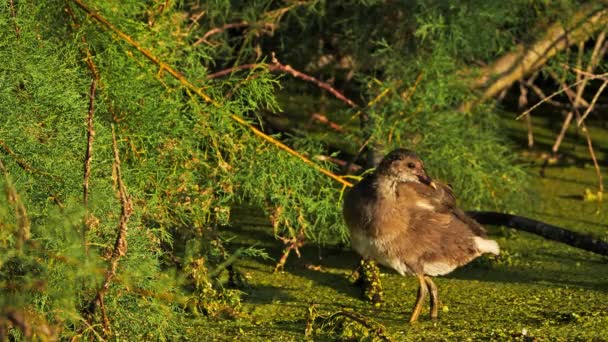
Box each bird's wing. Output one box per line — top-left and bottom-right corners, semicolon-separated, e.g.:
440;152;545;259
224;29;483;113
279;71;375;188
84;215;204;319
398;181;455;212
396;181;487;237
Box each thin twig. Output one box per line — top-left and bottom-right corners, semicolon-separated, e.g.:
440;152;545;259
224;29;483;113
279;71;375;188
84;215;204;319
72;0;353;188
87;126;132;333
274;227;305;272
561;64;608;80
310;113;344;132
524;78;567;108
574;112;604;194
187;10;206;32
518;81;534;148
0;141;56;179
314;155;362;173
193;22;276;46
515;77;599;120
83;79;97;208
577;79;608;125
67;1;101;253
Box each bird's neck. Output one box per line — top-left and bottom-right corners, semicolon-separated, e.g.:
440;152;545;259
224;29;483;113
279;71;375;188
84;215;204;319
374;175;401;199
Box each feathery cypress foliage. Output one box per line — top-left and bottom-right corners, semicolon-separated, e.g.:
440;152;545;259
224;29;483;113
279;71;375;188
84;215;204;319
0;0;573;339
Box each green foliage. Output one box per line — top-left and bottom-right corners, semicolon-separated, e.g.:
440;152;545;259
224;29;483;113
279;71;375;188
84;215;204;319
7;0;595;339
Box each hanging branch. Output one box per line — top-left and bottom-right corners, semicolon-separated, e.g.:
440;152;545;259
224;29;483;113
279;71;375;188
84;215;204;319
86;126;132;333
71;0;351;189
575;112;604;195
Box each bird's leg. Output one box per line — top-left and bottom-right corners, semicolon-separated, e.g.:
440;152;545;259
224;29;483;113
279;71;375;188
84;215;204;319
350;258;384;305
409;274;428;323
424;276;439;319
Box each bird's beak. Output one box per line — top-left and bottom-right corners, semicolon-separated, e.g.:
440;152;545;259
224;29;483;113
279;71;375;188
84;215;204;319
417;173;435;189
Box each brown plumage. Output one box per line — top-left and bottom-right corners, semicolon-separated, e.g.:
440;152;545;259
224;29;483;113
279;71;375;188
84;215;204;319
343;148;499;322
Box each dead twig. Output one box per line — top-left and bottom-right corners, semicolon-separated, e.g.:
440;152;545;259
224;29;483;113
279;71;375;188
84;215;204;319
67;1;101;253
310;113;344;133
314;155;362;173
515;74;608;120
86;126;132;334
548;44;604;197
274;228;305;272
574;111;604;195
577;79;608;125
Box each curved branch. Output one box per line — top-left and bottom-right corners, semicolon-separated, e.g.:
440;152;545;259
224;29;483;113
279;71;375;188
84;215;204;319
467;211;608;256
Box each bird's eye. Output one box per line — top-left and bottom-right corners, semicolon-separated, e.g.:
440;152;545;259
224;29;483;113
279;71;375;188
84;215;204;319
407;162;416;169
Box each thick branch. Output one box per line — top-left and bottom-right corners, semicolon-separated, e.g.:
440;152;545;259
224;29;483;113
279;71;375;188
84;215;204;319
467;211;608;256
471;4;608;104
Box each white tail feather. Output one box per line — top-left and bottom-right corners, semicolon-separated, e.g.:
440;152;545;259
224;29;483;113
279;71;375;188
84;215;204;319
473;237;500;255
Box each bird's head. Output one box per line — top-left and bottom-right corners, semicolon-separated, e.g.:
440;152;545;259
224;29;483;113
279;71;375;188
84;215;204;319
376;148;435;187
